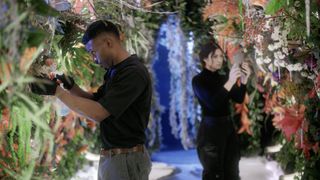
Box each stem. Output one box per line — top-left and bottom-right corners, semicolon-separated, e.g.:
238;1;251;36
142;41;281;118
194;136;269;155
305;0;310;37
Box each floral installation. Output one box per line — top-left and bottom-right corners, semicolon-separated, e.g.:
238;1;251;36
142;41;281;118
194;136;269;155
203;1;320;176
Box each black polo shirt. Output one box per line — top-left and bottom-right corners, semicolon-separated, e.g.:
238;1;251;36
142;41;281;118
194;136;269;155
93;54;152;149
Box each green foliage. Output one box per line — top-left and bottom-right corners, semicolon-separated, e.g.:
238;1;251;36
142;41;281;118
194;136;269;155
236;86;274;156
302;153;320;180
277;139;305;175
246;89;267;153
267;1;320;178
52;135;87;180
265;0;287;15
0;1;57;179
26;29;48;47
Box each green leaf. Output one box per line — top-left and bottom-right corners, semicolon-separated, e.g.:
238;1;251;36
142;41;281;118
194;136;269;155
30;0;59;17
19;161;36;180
26;29;48;47
265;0;287;15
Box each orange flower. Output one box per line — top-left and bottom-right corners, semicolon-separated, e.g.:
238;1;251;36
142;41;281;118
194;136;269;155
86;119;96;129
235;93;252;135
77;145;88;154
20;47;37;73
264;93;278;113
63;112;76;128
203;0;241;20
0;62;12;82
249;0;269;9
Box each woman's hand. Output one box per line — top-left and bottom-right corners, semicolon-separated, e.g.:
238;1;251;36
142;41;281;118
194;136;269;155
240;62;251;84
228;63;242;85
224;63;241;91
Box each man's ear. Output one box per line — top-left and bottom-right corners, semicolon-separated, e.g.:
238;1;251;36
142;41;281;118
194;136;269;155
104;36;113;48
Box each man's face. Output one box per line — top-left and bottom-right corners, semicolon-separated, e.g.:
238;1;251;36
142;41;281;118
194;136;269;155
85;35;114;68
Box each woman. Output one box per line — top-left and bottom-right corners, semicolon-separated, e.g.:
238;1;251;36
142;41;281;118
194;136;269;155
192;41;251;180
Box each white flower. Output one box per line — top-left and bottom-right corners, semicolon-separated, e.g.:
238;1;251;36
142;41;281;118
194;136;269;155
281;61;288;67
256;57;264;65
278;52;285;60
256;49;263;56
264;56;272;64
287;64;295;71
293;63;303;71
303;64;308;69
263;18;272;31
274;26;280;33
275;59;287;67
255;35;264;43
274;51;279;59
271;33;279;41
308;74;316;80
271;26;280;40
274;59;280;67
268;44;275;51
274;51;285;60
282;47;289;55
273;42;282;49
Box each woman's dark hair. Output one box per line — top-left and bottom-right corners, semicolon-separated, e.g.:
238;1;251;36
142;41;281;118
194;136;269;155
199;40;224;67
82;20;120;45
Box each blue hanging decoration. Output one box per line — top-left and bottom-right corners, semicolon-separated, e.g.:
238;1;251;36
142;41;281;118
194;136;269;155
154;15;200;149
147;88;164;150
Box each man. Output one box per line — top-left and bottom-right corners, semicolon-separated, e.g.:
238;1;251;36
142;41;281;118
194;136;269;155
30;20;152;180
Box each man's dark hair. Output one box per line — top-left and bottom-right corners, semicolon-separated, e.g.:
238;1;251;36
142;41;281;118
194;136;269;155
82;20;120;45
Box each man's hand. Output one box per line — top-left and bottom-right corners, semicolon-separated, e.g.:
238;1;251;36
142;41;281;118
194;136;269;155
55;74;75;90
30;76;58;95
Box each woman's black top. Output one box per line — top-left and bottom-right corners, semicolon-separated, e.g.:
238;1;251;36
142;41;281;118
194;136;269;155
192;68;246;117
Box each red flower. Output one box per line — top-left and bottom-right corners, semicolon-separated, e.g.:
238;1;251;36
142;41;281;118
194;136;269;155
277;105;306;141
0;107;10;133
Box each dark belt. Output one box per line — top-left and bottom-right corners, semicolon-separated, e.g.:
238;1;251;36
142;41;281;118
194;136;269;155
100;144;144;157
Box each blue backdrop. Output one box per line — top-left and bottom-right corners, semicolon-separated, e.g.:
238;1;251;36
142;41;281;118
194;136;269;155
152;44;184;150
